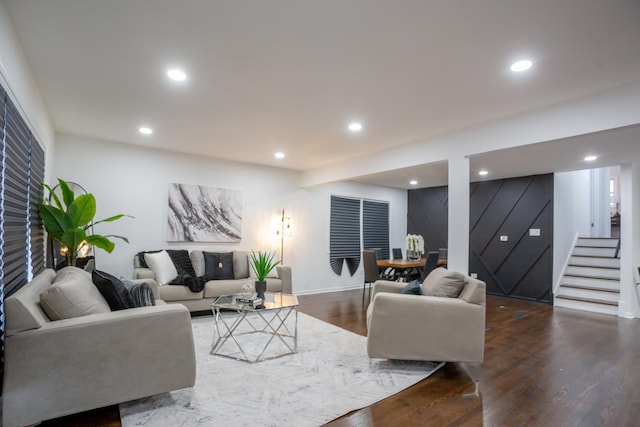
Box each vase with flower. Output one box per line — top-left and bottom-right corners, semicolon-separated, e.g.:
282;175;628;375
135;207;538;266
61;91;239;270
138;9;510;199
405;234;425;261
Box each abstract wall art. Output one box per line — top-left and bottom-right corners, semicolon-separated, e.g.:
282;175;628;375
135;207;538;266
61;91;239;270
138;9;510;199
167;183;242;242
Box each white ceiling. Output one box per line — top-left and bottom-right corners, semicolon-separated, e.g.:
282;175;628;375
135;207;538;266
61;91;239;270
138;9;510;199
5;0;640;184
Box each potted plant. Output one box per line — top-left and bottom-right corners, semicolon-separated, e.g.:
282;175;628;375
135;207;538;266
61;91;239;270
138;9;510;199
249;251;280;299
40;178;132;268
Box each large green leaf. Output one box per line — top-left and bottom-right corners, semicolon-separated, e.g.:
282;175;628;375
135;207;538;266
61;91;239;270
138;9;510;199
85;235;115;253
58;178;75;209
39;204;72;239
61;228;86;256
68;194;96;227
42;183;63;210
93;214;134;227
102;234;130;243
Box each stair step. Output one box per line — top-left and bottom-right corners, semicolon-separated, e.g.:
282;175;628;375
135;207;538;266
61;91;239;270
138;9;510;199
554;297;619;316
572;247;617;257
555;294;618;306
569;256;620;268
556;286;619;303
563;275;620;290
576;237;619;248
565;266;620;279
560;284;620;293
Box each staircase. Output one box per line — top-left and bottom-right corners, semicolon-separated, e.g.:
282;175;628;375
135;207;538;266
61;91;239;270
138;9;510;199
555;237;620;316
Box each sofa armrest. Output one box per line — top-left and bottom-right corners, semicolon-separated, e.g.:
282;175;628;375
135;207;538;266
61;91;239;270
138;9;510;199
371;280;405;298
367;293;485;362
3;304;196;427
134;267;155;280
276;265;292;294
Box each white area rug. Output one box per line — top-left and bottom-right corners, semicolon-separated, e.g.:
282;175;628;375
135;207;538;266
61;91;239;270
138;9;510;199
120;313;443;427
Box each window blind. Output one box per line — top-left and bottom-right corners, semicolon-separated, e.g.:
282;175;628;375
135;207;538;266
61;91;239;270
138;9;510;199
0;83;47;391
363;199;389;259
3;95;31;297
329;196;361;275
29;137;45;276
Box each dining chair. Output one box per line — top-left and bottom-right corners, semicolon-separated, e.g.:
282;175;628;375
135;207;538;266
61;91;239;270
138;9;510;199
362;250;380;303
419;251;440;282
392;248;403;259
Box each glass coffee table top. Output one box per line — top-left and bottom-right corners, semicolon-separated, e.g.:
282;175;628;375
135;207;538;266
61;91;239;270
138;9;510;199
212;292;299;311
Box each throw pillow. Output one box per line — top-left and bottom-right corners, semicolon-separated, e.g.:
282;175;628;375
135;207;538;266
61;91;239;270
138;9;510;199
247;251;279;279
421;268;466;298
135;250;162;268
40;268;111;320
400;280;422;295
233;250;250;279
120;277;156;307
92;270;136;311
144;250;178;285
204;252;234;280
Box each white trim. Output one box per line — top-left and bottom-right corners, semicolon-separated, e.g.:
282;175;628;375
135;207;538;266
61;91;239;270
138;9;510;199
553;231;580;294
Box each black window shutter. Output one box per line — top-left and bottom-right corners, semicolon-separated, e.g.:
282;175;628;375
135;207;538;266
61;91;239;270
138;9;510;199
363;199;390;259
0;85;5;391
2;96;30;297
329;196;361;275
29;138;45;275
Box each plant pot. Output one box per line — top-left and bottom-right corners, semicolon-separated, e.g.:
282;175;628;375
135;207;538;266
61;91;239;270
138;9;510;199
407;250;421;261
255;280;267;299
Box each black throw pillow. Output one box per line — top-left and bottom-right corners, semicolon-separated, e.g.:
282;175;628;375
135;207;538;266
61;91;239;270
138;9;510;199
203;252;234;280
400;280;422;295
120;277;156;307
92;270;136;310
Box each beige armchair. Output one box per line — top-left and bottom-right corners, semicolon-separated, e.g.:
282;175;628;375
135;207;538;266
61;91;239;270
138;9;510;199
366;272;486;362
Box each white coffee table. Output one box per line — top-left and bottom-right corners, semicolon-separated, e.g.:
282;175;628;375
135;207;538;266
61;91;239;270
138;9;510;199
210;292;299;363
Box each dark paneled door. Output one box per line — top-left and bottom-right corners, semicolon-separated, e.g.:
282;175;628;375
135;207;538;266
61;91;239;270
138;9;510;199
469;174;553;303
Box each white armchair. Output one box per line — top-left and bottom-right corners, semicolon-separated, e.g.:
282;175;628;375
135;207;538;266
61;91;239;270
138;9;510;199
366;271;486;362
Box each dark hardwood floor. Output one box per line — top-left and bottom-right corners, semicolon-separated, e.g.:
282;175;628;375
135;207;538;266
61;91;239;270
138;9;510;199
42;290;640;427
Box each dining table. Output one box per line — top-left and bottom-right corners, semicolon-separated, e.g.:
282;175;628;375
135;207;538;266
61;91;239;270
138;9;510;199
377;258;447;281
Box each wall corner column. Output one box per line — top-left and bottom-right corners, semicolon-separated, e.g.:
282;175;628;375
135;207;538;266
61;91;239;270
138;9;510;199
447;156;470;273
618;162;640;318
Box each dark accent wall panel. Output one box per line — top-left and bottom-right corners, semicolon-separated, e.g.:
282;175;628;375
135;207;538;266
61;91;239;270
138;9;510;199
407;186;448;253
469;174;553;304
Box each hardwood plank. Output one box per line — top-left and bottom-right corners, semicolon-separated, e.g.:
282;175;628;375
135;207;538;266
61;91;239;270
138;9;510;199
42;291;640;426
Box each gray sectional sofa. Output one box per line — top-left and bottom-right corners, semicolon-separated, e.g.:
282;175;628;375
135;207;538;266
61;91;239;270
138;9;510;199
2;267;196;427
133;250;293;312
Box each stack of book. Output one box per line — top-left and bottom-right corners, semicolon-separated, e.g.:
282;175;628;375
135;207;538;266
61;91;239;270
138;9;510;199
235;296;263;307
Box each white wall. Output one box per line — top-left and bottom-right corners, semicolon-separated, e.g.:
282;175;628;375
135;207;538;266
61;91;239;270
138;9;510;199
619;162;640;318
553;170;591;288
54;134;407;294
0;2;54;178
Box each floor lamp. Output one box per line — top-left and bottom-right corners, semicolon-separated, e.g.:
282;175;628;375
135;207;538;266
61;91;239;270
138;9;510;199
276;209;292;263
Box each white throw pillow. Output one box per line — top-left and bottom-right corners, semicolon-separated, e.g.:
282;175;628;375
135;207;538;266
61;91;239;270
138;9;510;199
144;250;178;285
247;252;279;279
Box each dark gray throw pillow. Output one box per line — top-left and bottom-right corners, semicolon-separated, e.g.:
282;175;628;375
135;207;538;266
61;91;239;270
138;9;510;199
401;280;422;295
92;269;136;311
203;252;234;280
120;277;156;307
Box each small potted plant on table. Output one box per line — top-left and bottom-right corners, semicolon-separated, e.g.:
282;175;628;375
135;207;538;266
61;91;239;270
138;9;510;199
249;251;280;299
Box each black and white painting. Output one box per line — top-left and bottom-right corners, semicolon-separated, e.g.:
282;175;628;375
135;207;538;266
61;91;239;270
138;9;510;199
167;183;242;242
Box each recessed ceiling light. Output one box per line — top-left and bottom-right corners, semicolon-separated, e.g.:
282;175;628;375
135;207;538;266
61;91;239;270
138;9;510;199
138;126;153;135
510;59;532;72
584;155;598;162
167;69;187;82
478;170;489;176
409;180;418;186
348;122;363;132
274;152;285;159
